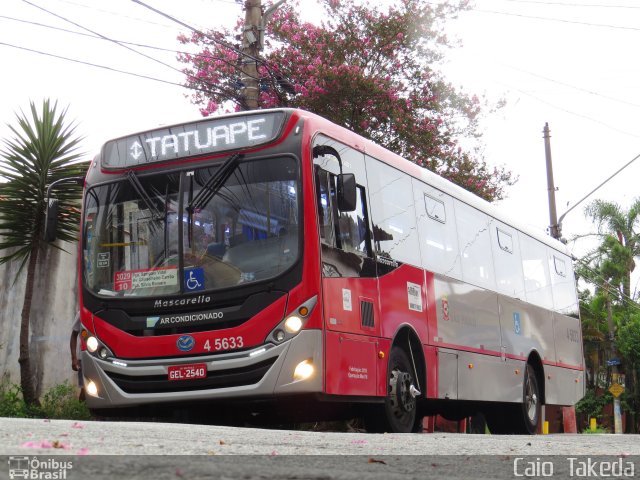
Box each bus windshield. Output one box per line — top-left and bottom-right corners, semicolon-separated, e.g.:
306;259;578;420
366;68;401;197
83;156;300;297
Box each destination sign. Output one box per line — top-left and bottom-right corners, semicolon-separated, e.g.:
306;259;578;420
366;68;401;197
102;111;286;169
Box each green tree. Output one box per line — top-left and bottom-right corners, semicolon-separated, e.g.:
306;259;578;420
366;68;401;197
0;99;86;405
579;199;640;432
178;0;516;201
584;198;640;302
578;289;607;390
617;313;640;432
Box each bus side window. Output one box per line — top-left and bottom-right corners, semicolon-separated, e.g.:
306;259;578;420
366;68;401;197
425;195;446;223
520;234;554;309
492;224;525;298
497;228;513;253
315;167;371;257
549;252;578;316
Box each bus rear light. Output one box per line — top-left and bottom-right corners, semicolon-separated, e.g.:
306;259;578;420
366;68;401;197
86;380;98;397
293;360;314;381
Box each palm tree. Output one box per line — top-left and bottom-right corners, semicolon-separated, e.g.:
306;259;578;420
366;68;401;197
585;198;640;302
582;199;640;432
0;99;87;405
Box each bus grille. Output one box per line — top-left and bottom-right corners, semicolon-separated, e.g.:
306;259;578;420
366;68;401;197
104;357;278;394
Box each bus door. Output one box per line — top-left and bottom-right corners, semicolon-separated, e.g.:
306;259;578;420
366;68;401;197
365;157;429;395
313;137;379;396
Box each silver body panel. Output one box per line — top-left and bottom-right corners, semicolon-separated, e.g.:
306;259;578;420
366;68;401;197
434;274;584;406
413;177;584;407
83;330;323;408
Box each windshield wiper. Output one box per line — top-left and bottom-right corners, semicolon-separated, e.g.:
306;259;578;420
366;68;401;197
126;170;163;220
187;153;242;213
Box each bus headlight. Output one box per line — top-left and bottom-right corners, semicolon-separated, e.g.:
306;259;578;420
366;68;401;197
293;360;314;381
84;334;114;359
86;380;99;397
268;296;317;344
86;336;99;353
284;316;303;333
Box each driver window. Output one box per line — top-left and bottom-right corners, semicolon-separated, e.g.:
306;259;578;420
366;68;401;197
316;168;369;257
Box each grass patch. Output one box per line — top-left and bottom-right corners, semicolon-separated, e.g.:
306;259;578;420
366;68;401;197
0;376;90;420
583;425;611;434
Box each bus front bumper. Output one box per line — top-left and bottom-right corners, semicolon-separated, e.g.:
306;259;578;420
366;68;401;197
82;329;323;409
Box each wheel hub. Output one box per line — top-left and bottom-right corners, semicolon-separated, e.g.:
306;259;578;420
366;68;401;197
526;392;538;421
389;369;416;413
523;367;538;421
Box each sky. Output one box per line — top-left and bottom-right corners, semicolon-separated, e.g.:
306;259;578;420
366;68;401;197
1;0;639;296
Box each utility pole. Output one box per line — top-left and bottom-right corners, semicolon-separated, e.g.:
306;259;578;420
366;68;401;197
543;123;561;240
239;0;286;110
240;0;262;110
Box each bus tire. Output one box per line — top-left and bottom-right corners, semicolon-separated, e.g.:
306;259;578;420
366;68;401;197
520;363;541;434
485;364;540;434
365;346;422;433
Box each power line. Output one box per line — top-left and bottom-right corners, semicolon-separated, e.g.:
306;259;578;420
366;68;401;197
501;64;640;109
575;257;640;311
0;14;89;37
480;0;640;9
49;0;242;30
0;41;234;101
23;0;183;75
473;7;640;31
49;0;178;30
0;14;262;82
130;0;261;66
494;80;640;138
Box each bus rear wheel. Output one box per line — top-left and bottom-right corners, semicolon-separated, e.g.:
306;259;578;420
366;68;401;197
485;364;540;434
365;346;422;433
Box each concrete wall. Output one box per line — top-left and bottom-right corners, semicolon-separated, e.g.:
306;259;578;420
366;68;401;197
0;240;78;397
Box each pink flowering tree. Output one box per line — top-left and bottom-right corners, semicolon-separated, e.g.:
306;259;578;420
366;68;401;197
178;0;515;201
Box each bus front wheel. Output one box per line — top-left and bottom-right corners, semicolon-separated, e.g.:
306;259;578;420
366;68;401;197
365;346;422;433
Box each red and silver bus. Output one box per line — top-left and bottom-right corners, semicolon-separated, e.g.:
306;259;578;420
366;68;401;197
49;108;584;433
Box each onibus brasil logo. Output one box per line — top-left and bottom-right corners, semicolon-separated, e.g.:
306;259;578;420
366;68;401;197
8;456;73;479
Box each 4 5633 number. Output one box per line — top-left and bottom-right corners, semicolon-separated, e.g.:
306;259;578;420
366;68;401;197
204;336;244;352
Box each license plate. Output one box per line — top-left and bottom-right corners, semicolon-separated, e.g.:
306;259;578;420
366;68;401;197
168;363;207;381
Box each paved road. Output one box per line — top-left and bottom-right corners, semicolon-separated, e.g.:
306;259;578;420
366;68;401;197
1;418;639;479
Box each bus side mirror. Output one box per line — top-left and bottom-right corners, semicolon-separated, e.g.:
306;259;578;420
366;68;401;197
43;198;59;242
337;173;357;212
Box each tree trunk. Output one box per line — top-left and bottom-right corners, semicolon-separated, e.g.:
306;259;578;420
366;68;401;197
18;244;40;406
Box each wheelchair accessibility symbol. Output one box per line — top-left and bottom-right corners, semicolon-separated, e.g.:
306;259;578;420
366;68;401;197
184;267;205;291
513;312;522;335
